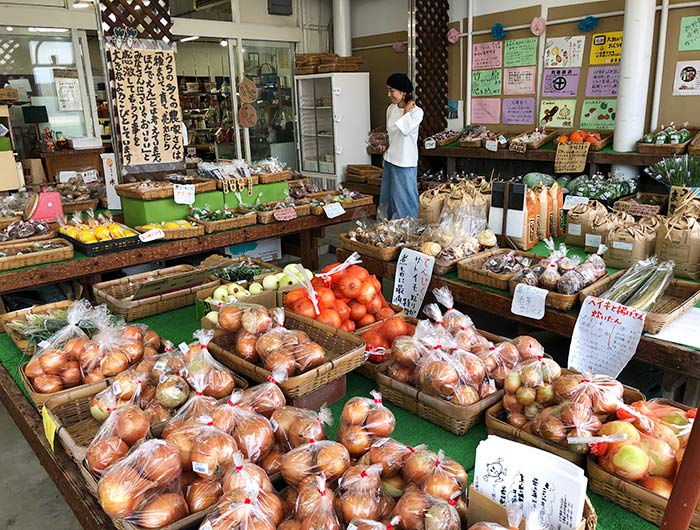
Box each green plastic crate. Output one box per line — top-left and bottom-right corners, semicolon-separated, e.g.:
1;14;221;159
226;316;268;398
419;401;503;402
121;190;225;226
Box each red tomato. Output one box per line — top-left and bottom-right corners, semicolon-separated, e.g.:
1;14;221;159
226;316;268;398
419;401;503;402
316;309;342;328
348;300;367;322
357;280;377;304
334;300;351;322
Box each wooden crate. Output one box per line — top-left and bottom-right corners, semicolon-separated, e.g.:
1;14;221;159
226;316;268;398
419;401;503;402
637;128;699;155
115;179;217;200
508;129;559;150
0;238;73;271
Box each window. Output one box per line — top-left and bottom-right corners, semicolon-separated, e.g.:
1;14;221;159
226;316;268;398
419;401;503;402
170;0;233;22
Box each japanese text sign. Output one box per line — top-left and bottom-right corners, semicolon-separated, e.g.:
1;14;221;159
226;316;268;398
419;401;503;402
502;98;535;125
555;142;591;173
504;37;538;67
392;249;435;317
471;98;501;124
472;69;502;97
511;283;548;320
590;32;623;65
504;67;536;95
680;16;700;51
585;65;619;97
579;99;617;130
472;41;502;70
542;67;580;97
544;36;585;68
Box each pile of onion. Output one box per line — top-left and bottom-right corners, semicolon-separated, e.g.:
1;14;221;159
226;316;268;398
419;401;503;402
337;391;395;458
271;405;332;451
334;464;384;524
237;368;287;418
278;474;342;530
359;316;416;364
393;486;461;530
554;373;624;416
357;438;419;497
529;400;604;454
280;439;350;487
412;449;468;523
164;420;238;479
502;357;562;429
216;393;275;463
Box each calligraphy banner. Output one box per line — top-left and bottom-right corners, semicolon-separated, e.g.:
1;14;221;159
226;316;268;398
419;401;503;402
108;40;184;173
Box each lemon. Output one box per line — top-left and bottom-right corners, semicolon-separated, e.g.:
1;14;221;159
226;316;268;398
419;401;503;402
142;224;157;231
64;226;80;238
123;229;137;237
94;226;111;241
164;221;181;230
108;224;125;238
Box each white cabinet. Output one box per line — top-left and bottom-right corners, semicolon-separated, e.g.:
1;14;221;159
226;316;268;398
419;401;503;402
295;72;371;189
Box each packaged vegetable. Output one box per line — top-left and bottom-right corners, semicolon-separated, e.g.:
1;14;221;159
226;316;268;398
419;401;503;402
337;391;396;458
235;367;287;417
199;484;280;530
271;405;332;451
432;286;474;335
185;329;236;399
624;260;675;311
392;486;461;530
280;439;351;487
503;357;562;427
222;451;274;494
336;464;384;524
290;474;342;530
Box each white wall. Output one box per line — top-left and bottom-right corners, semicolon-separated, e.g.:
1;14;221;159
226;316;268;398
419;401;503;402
351;0;408;38
449;0;615;22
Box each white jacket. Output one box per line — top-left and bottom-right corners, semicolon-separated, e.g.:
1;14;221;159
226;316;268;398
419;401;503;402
383;103;424;168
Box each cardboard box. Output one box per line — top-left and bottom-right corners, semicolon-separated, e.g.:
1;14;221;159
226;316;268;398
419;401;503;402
467;488;586;530
22;158;47;185
225;237;282;262
121;191;224;226
223;181;288;208
0;87;19;101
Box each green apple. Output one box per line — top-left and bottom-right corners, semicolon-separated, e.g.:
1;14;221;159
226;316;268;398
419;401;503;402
205;311;219;325
304;268;313;280
212;286;229;302
249;282;263;294
262;275;279;290
236;290;251;298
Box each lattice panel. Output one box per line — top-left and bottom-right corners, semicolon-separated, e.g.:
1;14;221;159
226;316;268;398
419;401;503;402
0;39;20;73
414;0;449;141
100;0;173;42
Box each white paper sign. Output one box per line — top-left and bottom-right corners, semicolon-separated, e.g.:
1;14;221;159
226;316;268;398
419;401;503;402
673;60;700;96
392;248;435;317
138;228;165;242
511;283;548;320
81;169;99;183
424;138;437;150
585;233;602;248
485;139;499;152
173;184;196;205
569;296;645;378
563;195;589;210
323;202;346;219
58;170;78;183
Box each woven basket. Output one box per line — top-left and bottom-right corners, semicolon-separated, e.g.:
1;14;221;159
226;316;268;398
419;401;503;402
0;238;73;271
339;234;402;261
135;223;205;240
367;176;383;187
257;169;292;184
509;272;612;312
485;381;645;467
581;273;700;334
188;211;257;234
19;361;110;407
201;255;281;283
457;249;544;290
689;131;700;155
256;203;311;225
555;133;612;152
93;264;219;322
435;133;461;147
509;129;558;150
1;299;74;356
209;311;365;399
637;128;699;155
310;195;374;216
0;230;57;248
115;179;217;200
354;315;415;381
0;215;21;229
458;137;483;148
62;199;99;214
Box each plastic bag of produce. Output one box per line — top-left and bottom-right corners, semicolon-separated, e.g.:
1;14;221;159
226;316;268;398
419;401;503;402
271;404;332;450
235;367;287;418
554;373;624;416
280;439;351;487
286;474;342;530
335;464;384;524
432;286;474;334
575;244;608;286
337;391;396;458
200;484;280;530
512;268;539;287
502;357;562;427
477;340;521;387
481;251;532;275
349;516;401;530
621;400;694;452
393;486;462;530
358;438;425;482
222;451;274;494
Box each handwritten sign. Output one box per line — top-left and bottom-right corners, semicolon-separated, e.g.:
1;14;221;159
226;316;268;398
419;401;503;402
542;67;580;97
502;97;535;125
472;41;502;70
511;283;548;320
673;61;700;96
484;139;498;152
503;67;536;95
555;142;591;173
471;69;502;96
392;248;435;317
173;183;196;205
504;37;538;67
139;228;165;242
323;202;346;219
544;36;586;68
273;207;297;221
585;65;619;97
540;99;576;128
580;99;617;129
590;31;623;65
239;77;259;103
563;195;590;210
108;45;183;170
471;98;501;124
680;16;700;51
238;103;258;128
509;141;527;154
569;296;645;377
54;69;82;112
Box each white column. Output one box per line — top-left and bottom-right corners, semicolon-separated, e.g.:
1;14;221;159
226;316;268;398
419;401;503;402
332;0;351;57
612;0;656;174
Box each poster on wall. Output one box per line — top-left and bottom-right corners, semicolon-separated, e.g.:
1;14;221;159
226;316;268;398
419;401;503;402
504;67;536;95
471;98;501;124
544;36;585;68
502;98;535;125
539;98;576;128
54;69;83;112
590;32;623;65
504;37;538;67
447;100;464;130
472;69;502;96
679;16;700;51
585;65;619;97
472;41;502;70
108;42;184;171
542;68;580;97
580;99;617;130
673;61;700;96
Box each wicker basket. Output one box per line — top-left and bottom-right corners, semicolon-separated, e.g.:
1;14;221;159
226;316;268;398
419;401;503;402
0;238;73;271
256;203;311;225
637;128;699;155
509;271;613;312
367;176;383;187
509;129;558;150
457;249;544;290
62;199;99;214
93;264;219;322
209;311;365;399
0;230;57;248
689;131;700;155
310;195;374;216
188;211;257;234
135;223;205;240
433;133;461;147
555;133;612;152
115;179;217;200
201;255;281;283
485;382;645;466
339;233;402;261
581;272;700;333
1;299;74;356
19;361;110;407
458;136;483;148
0;215;21;229
257;169;292;184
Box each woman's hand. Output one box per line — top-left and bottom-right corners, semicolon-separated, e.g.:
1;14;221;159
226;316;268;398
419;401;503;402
403;100;416;114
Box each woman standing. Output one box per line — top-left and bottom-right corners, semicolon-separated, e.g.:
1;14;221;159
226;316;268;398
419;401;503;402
378;73;424;219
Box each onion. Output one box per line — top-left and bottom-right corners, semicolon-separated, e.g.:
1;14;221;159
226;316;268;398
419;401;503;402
186;479;222;512
295;342;326;372
86;436;129;475
90;394;112;422
140;441;182;486
640;476;674;499
84;368;105;384
39;349;68;375
205;369;235;399
392;336;421;367
404;449;436;484
260;444;283;475
219;305;243;332
241;384;285;418
242;306;272;334
280;447;314;486
156;375;189;408
211;405;237;434
64;337;88;358
394;488;430;530
419;361;459;397
223;461;272;493
135;493;188;528
60;360;82;387
25;357;44;378
144;402;172;434
256;331;284;357
79;341;100;372
337;424;372;458
365;407;395;438
387;362;413;384
98;466;153;518
289;417;326;448
111;373;138;400
271;407;299;443
342;397;371;425
383;474;406;497
101;351;130;377
296;475;336;520
32;374;63;394
451;384;480;406
316;442;350;481
341;492;379;523
368;439;409;477
165;428;197;469
257;489;285;527
512;335;544;359
143;329;161;351
232;415;275;463
264;350;297;377
190;431;238;477
121;325;144;344
422;471;459;501
114;407;150;446
236;331;259;362
121;342;144;364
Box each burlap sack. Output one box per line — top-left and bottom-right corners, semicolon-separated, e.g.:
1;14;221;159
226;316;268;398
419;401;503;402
585;210;635;253
656;214;700;279
565;200;608;248
606;224;657;269
509;189;539;251
535;185;553;240
419;185;451;224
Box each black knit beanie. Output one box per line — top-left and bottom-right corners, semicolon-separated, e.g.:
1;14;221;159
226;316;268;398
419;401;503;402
386;73;413;94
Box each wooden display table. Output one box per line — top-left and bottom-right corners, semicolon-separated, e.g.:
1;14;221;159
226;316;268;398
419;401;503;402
40;148;105;182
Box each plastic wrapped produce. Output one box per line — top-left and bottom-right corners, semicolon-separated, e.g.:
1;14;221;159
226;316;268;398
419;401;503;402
554;373;624;416
575;244;608;286
335;464;384;524
478;341;521;387
358;438;424;480
280;438;351;487
218;391;275;463
538;261;562;291
482;251;532;274
511;268;539;287
236;367;287;417
348;516;401;530
432;286;474;335
392;486;461;530
557;270;587;295
271;405;332;451
199;485;278;530
290;474;342;530
402;448;468;491
337;391;396;458
503;357;562;427
184;329;236;399
222;451;274;494
530;401;604;454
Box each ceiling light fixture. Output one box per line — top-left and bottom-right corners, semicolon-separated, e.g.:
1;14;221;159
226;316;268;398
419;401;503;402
180;36;199;42
219;40;228;47
28;27;70;33
5;27;13;32
73;1;91;8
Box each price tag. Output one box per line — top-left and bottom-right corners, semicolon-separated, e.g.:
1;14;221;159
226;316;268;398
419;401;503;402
42;406;57;451
273;207;297;221
585;233;602;248
555;142;590;173
81;169;99;183
511;283;548;320
424;138;437;150
612;240;634;251
173;184;196;205
153;360;166;372
192;461;210;475
509;141;527;153
178;342;189;354
139;228;165;242
392;248;435;317
568;296;645;378
563;195;590;210
112;380;122;395
485;139;498;152
187;147;197;156
497;134;507;144
323;202;346;219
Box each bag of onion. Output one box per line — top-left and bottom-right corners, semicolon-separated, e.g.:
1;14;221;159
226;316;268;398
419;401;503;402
271;404;332;451
337;391;396;458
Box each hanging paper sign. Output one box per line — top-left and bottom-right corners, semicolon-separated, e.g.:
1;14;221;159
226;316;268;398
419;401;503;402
590;31;623;65
273;207;297;221
323;202;346;218
173;183;196;205
504;37;538;67
471;97;501;124
673;61;700;96
392;249;435;317
238;77;259;103
539;99;576;128
542;68;580;97
509;142;527;154
503;67;536;95
679;16;700;51
53;69;83;112
569;296;645;378
579;99;617;129
502;98;535;125
81;169;99;184
585;65;620;97
544;36;586;68
471;69;502;96
472;41;502;70
511;283;548;320
139;228;165;242
555;142;591;173
238;103;258;128
42;406;57;451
